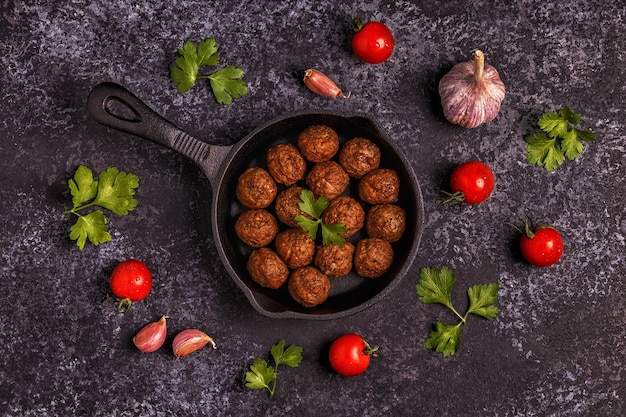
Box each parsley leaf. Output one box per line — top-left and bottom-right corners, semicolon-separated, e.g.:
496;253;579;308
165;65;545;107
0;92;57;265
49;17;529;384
68;210;111;250
295;189;346;246
245;357;275;392
245;339;303;399
416;266;456;309
195;37;221;67
295;215;321;239
208;66;249;105
524;106;596;171
270;338;303;368
525;133;564;172
171;38;221;93
416;266;500;357
425;322;462;357
92;167;139;216
321;223;347;246
68;165;98;207
64;165;139;250
466;282;500;319
171;38;248;105
298;188;328;218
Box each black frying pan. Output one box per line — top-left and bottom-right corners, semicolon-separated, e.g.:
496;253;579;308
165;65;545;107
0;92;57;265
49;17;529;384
87;82;424;320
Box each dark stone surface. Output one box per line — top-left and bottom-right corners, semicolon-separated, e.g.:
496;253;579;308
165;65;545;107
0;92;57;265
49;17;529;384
1;0;624;416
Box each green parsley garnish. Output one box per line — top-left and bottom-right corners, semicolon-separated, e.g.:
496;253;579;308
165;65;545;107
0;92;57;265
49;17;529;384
416;266;500;357
245;339;303;399
170;37;249;105
294;189;346;246
524;106;596;171
63;165;139;250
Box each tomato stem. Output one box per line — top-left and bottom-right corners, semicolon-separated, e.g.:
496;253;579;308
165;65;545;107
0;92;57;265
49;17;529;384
116;297;133;313
363;340;380;357
516;213;536;239
441;190;466;204
351;16;364;32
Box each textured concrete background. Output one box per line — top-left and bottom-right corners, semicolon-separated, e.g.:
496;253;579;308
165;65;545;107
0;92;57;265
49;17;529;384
1;0;624;416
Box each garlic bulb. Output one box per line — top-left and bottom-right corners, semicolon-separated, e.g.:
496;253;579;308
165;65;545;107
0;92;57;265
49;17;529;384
438;50;505;128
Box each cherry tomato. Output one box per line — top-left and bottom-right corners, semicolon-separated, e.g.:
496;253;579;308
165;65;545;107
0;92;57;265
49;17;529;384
328;333;379;377
110;259;152;312
351;19;395;64
520;225;564;267
446;160;495;204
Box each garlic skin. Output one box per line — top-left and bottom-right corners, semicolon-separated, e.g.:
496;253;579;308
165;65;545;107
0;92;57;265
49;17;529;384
438;50;505;128
172;329;217;358
303;69;348;99
133;315;168;353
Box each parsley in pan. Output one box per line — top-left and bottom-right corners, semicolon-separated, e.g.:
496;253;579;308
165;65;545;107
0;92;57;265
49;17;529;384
294;189;346;246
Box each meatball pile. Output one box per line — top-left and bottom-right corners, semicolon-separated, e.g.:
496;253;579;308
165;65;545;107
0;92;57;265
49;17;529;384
234;124;407;308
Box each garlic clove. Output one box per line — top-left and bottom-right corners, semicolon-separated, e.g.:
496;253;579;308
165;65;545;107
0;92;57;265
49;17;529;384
133;315;168;353
303;69;349;99
172;329;217;358
438;50;506;128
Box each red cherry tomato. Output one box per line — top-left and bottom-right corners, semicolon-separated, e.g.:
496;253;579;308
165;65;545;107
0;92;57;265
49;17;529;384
110;259;152;312
351;20;395;64
447;161;495;204
520;226;564;267
329;334;378;377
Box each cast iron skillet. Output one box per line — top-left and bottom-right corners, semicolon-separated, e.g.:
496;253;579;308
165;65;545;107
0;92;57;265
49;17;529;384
87;82;425;320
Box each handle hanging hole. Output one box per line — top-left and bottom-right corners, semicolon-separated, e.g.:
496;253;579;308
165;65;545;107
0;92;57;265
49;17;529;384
104;96;142;123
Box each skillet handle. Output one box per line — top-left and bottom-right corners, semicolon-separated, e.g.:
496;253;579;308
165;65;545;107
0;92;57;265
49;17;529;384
87;82;211;164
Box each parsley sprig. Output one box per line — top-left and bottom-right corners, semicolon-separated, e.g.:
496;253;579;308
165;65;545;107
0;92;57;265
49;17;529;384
416;266;500;357
524;106;596;171
63;165;139;250
170;37;249;105
294;189;346;246
245;339;303;399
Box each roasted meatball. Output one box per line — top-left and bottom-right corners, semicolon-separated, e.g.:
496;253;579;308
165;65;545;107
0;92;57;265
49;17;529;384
297;125;340;162
275;185;310;227
247;247;289;289
358;168;400;204
314;242;355;278
236;167;278;209
321;196;365;238
267;143;307;186
305;161;350;200
338;137;381;178
353;238;394;278
274;228;316;268
235;209;279;247
288;266;331;307
365;204;406;243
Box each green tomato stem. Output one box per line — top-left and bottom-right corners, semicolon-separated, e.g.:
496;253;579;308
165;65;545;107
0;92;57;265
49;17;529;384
441;190;466;204
116;297;133;314
352;16;364;32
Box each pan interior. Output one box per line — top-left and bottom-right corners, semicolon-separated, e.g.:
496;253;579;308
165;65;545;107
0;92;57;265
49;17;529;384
212;112;423;319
